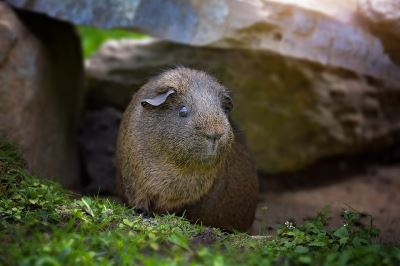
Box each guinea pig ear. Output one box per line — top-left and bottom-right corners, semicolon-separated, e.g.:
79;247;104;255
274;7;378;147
222;93;233;113
141;89;176;107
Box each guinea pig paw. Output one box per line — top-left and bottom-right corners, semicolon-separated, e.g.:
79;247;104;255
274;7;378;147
134;207;151;218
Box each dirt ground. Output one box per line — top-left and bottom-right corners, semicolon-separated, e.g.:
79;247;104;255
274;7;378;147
252;146;400;243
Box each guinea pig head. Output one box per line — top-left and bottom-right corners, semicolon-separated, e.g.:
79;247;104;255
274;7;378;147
138;68;234;170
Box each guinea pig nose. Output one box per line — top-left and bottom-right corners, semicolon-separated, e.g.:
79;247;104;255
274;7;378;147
205;133;223;142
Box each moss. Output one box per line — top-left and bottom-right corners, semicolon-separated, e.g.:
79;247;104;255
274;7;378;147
77;26;147;58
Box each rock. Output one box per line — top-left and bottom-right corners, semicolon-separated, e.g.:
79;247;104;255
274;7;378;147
86;39;400;173
357;0;400;65
0;3;84;188
6;0;400;83
79;107;121;195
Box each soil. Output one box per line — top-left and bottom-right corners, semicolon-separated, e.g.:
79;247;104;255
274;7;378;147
252;145;400;243
191;228;218;246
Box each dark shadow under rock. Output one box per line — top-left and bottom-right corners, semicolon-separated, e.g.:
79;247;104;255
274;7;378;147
79;107;122;195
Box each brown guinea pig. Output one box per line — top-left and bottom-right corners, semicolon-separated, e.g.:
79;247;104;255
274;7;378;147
116;67;258;231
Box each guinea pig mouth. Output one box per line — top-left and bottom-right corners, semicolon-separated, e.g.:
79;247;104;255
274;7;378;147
174;153;220;168
174;138;228;167
200;154;218;162
198;144;226;163
193;154;221;167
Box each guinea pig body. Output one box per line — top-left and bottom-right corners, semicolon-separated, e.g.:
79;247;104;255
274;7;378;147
116;67;258;231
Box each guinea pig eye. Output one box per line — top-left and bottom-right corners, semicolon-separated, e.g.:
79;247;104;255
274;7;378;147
179;106;189;117
222;95;233;113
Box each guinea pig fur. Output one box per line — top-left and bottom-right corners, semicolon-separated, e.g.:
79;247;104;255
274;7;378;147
116;67;258;231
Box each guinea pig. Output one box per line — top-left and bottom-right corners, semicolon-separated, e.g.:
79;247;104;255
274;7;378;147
116;67;258;231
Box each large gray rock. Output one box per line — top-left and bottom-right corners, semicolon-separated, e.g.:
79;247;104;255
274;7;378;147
358;0;400;65
0;3;84;188
86;39;400;173
6;0;400;83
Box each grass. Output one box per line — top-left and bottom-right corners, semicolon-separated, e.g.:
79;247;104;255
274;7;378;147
1;141;400;265
77;26;147;58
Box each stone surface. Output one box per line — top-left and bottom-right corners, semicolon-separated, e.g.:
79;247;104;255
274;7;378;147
6;0;400;84
0;3;84;188
357;0;400;65
86;39;400;173
79;107;121;195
